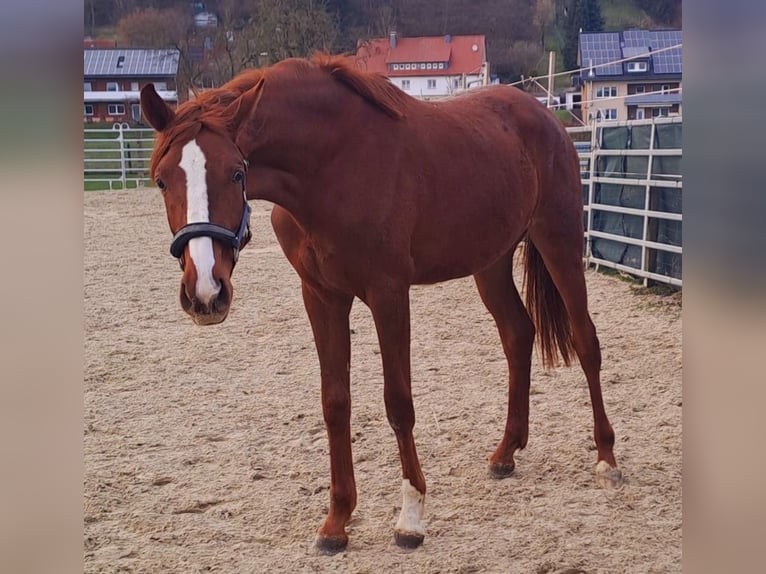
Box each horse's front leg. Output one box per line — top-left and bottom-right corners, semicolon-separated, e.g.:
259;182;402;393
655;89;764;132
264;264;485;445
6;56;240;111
301;282;355;553
367;286;427;548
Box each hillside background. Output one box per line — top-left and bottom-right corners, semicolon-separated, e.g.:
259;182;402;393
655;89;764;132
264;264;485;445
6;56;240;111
84;0;681;88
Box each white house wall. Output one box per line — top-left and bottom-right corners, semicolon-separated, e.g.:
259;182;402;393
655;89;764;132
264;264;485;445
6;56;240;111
388;74;484;99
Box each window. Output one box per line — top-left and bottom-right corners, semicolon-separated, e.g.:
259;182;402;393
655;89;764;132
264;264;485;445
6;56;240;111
636;109;645;120
596;86;617;99
634;85;645;94
84;104;94;116
652;107;670;118
438;63;445;70
108;104;125;115
106;82;119;91
427;79;436;89
131;82;139;91
627;61;648;72
453;78;460;89
597;109;617;121
419;63;426;70
154;82;167;91
116;55;125;68
426;63;432;70
84;82;92;92
661;84;671;94
401;79;410;90
405;63;412;70
131;103;141;122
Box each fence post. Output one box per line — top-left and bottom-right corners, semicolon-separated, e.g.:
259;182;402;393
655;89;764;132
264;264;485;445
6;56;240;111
585;121;598;265
640;120;657;286
113;122;128;189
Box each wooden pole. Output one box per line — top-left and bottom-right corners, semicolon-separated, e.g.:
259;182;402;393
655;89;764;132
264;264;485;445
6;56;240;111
547;51;555;109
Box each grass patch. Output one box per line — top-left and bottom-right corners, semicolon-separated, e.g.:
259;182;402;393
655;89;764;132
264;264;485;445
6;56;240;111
591;264;643;285
84;180;147;192
632;286;682;315
589;262;682;313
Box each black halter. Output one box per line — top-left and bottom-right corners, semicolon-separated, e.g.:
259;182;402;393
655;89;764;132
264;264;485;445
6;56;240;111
169;160;252;267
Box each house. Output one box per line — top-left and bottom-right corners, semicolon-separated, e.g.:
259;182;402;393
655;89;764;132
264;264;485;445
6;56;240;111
84;48;180;124
578;29;682;122
356;32;489;99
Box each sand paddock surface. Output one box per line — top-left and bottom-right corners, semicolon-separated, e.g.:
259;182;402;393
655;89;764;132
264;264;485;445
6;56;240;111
84;188;681;573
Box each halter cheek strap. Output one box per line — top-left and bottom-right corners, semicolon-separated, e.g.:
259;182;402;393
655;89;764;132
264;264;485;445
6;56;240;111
169;159;252;267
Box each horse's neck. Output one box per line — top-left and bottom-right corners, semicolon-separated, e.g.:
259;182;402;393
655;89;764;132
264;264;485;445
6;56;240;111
239;97;330;218
242;81;356;200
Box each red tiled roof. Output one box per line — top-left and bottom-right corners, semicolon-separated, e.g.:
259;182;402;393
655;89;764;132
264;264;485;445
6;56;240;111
385;39;451;64
357;34;486;77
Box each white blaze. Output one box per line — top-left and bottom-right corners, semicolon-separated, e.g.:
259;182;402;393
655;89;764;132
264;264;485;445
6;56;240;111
179;140;220;305
395;479;426;536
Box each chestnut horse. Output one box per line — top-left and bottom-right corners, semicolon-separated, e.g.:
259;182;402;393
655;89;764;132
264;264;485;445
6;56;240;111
140;54;622;553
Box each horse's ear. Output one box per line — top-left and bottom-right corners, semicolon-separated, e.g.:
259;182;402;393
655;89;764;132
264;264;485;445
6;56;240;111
140;83;175;132
224;78;265;131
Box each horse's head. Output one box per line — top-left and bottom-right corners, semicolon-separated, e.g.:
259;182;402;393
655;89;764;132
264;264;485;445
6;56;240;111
140;84;253;326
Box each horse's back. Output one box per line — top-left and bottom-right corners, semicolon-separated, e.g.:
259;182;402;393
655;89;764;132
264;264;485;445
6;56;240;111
400;86;578;283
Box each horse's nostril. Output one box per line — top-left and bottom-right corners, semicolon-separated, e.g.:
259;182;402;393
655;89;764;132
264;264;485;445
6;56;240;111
214;279;231;309
179;280;194;312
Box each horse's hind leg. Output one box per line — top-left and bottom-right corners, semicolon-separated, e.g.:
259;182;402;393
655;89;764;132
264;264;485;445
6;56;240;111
473;248;536;478
527;222;623;489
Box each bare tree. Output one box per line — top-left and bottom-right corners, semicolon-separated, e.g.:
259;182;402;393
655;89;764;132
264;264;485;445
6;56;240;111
117;7;201;99
506;40;544;80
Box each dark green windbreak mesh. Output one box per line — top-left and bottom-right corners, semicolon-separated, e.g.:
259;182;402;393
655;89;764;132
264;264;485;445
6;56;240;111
586;122;682;280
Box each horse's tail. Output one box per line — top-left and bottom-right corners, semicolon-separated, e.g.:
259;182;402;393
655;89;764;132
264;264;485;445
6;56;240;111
522;239;575;368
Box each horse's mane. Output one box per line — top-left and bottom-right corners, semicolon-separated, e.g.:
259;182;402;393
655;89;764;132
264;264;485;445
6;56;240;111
149;69;265;179
150;54;407;178
310;53;408;120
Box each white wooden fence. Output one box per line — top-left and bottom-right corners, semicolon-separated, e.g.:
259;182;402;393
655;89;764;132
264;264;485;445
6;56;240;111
84;123;155;190
84;117;682;287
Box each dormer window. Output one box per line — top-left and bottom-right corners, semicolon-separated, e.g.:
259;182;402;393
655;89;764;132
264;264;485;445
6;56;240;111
627;61;648;73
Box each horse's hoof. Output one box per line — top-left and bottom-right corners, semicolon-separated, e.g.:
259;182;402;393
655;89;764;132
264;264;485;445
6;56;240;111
394;530;424;549
489;461;515;479
595;460;624;489
315;534;348;555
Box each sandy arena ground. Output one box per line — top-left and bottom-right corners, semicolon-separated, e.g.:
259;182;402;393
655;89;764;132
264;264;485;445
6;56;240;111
84;188;681;573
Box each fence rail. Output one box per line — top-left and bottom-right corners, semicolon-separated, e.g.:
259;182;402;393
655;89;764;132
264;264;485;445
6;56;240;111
84;117;682;287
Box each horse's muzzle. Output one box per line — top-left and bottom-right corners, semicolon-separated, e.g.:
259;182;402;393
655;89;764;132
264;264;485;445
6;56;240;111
180;277;232;325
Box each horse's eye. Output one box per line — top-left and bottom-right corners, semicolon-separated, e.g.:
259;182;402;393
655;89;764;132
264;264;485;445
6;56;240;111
156;179;166;191
232;170;244;184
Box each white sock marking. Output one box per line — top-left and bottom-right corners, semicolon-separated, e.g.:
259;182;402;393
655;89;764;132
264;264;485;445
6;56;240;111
395;479;426;536
179;140;220;305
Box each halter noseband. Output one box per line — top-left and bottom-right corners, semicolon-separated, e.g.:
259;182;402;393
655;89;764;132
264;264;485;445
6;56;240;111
169;159;252;268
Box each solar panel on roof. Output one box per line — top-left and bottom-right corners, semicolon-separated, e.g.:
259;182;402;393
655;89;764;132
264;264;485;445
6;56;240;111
580;32;622;76
84;49;180;77
581;30;681;77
